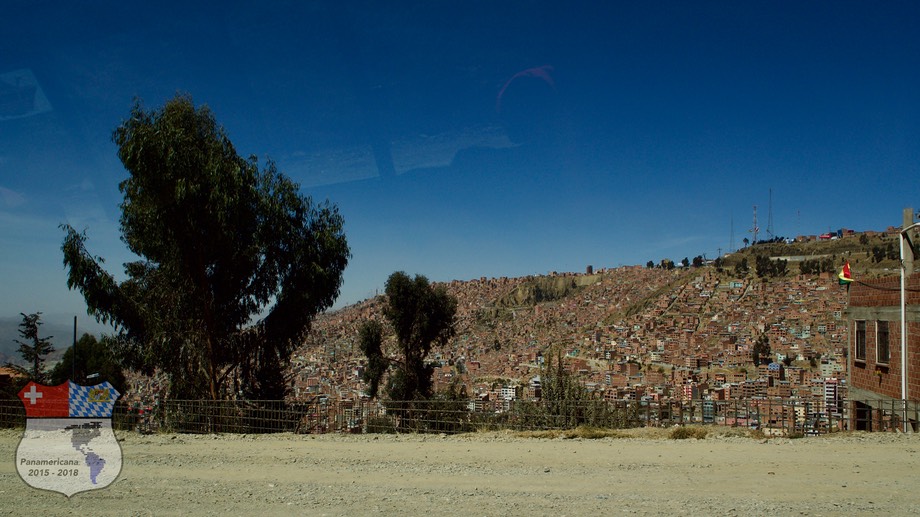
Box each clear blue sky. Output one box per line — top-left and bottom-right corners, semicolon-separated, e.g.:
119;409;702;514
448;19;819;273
1;1;918;342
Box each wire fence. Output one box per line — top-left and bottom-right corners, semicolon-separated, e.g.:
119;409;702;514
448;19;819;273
0;397;916;435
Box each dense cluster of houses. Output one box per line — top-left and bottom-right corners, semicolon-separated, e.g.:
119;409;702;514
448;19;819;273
292;264;851;425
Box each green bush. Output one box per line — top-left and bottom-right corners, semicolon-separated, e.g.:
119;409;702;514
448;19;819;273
669;426;708;440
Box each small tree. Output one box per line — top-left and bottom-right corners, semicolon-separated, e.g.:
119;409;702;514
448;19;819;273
755;255;772;278
517;347;626;429
360;272;458;402
752;333;771;366
13;313;55;382
734;258;749;276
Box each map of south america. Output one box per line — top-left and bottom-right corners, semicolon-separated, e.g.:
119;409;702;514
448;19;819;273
68;422;106;484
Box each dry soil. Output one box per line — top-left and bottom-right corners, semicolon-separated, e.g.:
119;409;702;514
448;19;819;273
1;428;919;516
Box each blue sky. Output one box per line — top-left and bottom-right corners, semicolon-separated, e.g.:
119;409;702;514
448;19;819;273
1;1;918;343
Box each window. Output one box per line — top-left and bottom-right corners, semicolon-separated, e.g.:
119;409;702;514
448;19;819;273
877;320;890;364
855;320;866;362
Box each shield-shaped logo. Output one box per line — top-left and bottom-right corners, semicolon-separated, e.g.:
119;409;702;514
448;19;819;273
16;380;122;497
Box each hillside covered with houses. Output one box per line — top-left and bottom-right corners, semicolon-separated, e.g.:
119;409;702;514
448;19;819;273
290;232;890;413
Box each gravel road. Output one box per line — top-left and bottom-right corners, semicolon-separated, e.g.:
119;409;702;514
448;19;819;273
2;428;919;516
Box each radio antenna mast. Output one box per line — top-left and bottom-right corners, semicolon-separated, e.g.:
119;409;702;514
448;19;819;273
750;205;760;245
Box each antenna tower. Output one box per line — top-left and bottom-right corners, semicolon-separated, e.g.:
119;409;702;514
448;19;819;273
749;205;760;244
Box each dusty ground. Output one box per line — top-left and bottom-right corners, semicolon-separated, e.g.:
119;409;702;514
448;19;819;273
1;427;919;516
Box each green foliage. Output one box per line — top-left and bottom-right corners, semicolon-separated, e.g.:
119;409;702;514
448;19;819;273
417;378;472;433
798;257;836;275
515;426;626;439
365;415;397;434
870;242;899;263
358;320;387;399
669;426;708;439
755;255;788;278
752;333;772;366
508;348;638;430
49;333;126;391
12;312;55;382
734;258;749;276
61;95;349;400
540;347;591;406
360;272;458;402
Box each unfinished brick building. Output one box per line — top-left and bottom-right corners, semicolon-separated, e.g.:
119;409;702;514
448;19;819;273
846;272;920;431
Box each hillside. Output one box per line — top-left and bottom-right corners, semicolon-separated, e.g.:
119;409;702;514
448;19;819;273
292;235;874;401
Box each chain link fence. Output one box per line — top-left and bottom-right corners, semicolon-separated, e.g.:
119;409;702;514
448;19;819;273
0;397;915;435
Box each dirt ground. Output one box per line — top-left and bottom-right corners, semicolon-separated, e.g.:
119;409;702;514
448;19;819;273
1;427;919;516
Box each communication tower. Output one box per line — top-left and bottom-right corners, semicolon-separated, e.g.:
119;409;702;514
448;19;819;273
749;205;760;244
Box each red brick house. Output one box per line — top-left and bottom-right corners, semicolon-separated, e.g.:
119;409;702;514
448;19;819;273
846;272;920;431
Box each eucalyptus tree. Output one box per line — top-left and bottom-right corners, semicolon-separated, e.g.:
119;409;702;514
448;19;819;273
62;95;349;399
360;272;457;401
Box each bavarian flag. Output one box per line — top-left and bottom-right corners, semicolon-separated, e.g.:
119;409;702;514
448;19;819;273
838;261;854;285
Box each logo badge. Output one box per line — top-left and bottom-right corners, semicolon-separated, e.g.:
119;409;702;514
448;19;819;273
16;381;122;497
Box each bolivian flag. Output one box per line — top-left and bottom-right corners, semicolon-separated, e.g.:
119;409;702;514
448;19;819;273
838;261;854;285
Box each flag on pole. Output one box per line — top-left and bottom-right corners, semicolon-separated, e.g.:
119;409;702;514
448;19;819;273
838;261;854;285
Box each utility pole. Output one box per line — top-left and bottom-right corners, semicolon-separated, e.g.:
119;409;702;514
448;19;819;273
899;207;918;432
72;316;77;380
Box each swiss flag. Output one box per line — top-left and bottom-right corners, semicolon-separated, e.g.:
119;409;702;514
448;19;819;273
18;381;69;417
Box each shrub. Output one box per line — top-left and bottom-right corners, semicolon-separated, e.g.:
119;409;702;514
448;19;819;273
669;426;708;440
366;415;397;434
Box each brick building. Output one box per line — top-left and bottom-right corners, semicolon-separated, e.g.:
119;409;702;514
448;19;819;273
846;272;920;431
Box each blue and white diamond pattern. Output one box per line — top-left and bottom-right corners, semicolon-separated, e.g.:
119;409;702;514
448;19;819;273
68;381;120;417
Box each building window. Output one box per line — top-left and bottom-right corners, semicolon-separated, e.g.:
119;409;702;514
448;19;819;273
877;320;890;365
855;320;866;362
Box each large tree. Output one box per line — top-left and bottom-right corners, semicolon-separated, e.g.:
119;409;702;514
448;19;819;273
12;312;55;382
360;272;457;401
62;95;349;400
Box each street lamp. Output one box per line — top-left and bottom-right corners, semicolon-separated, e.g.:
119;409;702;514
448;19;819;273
899;221;920;432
